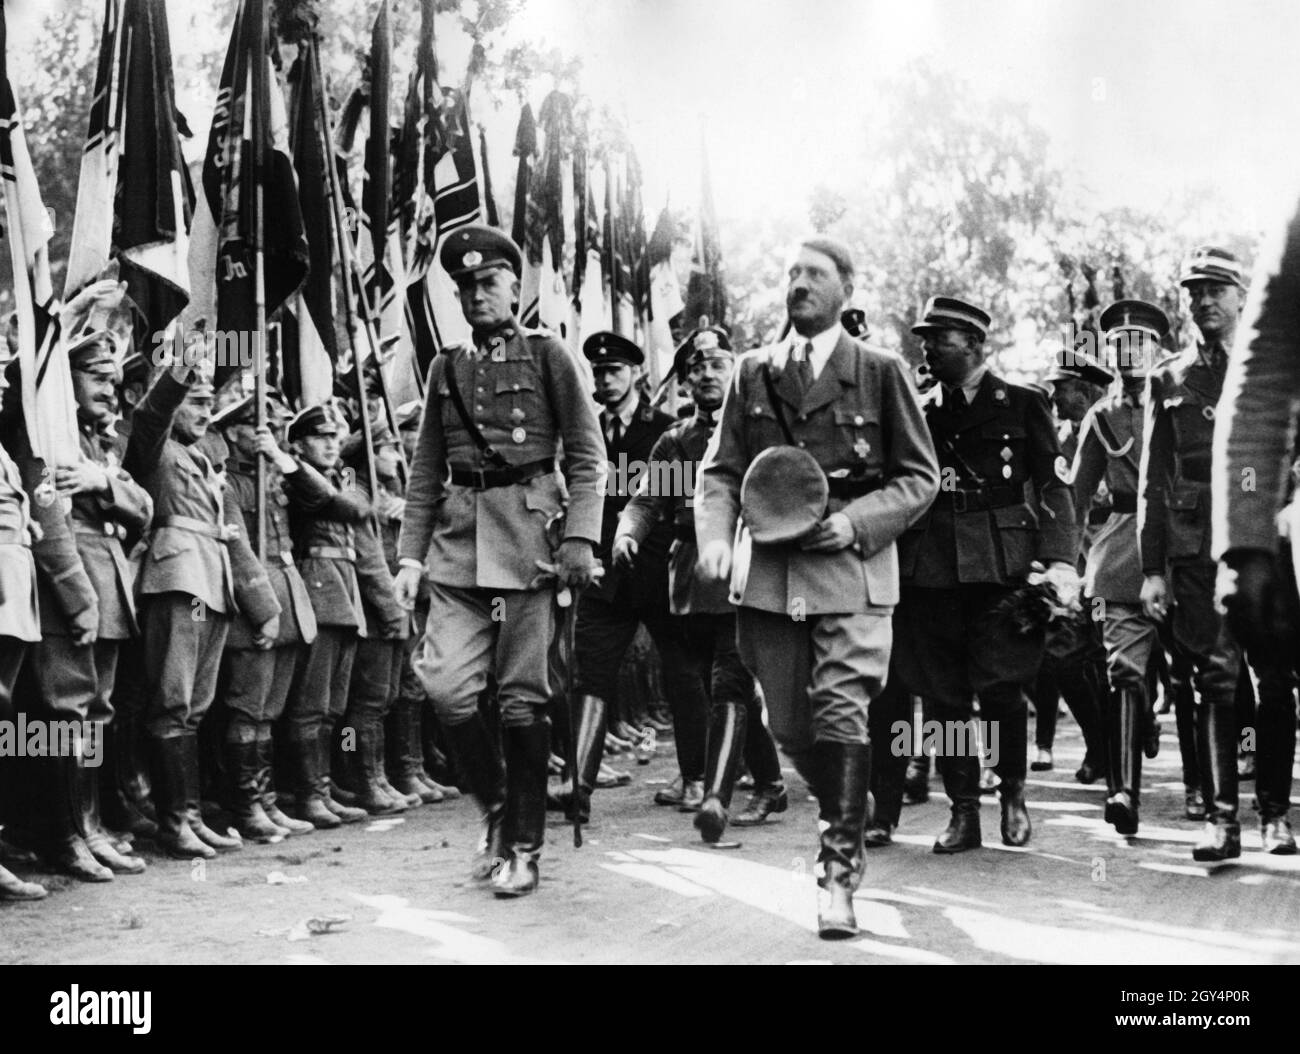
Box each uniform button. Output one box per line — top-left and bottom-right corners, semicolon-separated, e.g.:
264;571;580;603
477;386;484;394
476;404;484;412
798;441;807;449
513;383;521;392
854;415;864;426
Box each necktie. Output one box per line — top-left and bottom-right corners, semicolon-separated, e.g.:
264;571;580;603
607;413;624;447
791;341;814;400
1207;342;1228;374
949;386;968;411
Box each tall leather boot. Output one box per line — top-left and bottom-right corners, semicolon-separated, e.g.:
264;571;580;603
100;714;156;839
442;712;508;881
1103;687;1143;835
668;680;709;810
77;756;145;873
179;733;242;851
227;728;289;843
258;728;314;835
1067;660;1107;782
286;731;341;829
1255;663;1298;854
811;740;870;940
317;726;366;824
356;718;405;815
388;701;441;804
38;755;112;882
733;690;787;826
550;694;607;825
149;736;216;859
993;700;1032;846
492;721;550;898
695;701;748;843
933;751;982;853
1173;672;1202;816
1192;703;1241;861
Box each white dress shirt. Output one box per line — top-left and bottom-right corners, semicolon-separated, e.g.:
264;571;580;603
770;323;843;381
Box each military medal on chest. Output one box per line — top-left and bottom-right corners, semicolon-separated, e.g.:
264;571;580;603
1000;443;1013;479
510;406;526;443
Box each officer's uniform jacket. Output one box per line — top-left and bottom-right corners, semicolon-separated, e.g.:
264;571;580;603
123;371;279;626
1213;189;1300;559
592;398;675;604
697;331;940;615
222;456;325;649
1072;389;1144;603
1139;347;1224;574
66;421;153;640
352;474;409;640
0;442;40;642
618;410;730;615
898;370;1077;588
397;320;607;590
288;466;372;632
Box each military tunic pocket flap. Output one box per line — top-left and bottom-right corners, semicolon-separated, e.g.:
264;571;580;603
746;401;778;420
833;409;879;427
495;371;537;395
1166;486;1202;512
993;504;1037;530
980;424;1027;441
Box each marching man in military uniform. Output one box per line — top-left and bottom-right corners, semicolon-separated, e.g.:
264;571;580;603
892;296;1080;854
394;224;606;898
1071;302;1168;834
1140;247;1249;861
615;324;787;844
697;236;939;938
1214;199;1300;856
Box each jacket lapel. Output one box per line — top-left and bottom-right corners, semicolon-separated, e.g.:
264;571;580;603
799;333;858;416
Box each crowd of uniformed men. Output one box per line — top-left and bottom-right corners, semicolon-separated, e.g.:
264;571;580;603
0;217;1296;943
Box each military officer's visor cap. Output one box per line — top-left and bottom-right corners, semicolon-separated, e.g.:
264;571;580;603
911;296;991;338
673;324;733;377
584;330;644;368
288;404;340;441
212;390;289;430
841;308;870;339
741;446;829;545
1047;348;1114;387
68;337;120;379
440;224;523;281
1179;245;1247;290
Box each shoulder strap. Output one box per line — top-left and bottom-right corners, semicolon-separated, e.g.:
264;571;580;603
442;354;511;470
760;363;797;445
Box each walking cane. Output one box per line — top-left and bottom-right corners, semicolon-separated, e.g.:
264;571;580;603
560;583;585;848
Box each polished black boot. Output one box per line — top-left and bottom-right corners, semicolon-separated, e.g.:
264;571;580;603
993;700;1032;846
811;741;870;940
77;757;145;873
285;732;341;829
903;752;931;804
257;729;313;835
1255;661;1297;855
100;714;157;839
181;733;242;852
695;701;747;844
318;727;367;824
38;755;112;882
227;731;289;842
1192;703;1241;862
551;694;608;825
149;736;216;859
1103;687;1143;836
387;701;440;804
355;719;406;816
933;753;982;853
442;713;508;882
492;721;550;899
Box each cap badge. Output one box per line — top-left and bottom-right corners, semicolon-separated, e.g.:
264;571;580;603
693;331;719;353
463;250;483;267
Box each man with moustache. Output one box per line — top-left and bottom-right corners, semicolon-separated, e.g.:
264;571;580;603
697;237;939;937
394;225;605;898
892;297;1080;854
615;324;787;844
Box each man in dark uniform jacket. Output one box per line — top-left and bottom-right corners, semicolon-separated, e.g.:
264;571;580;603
1214;196;1300;856
558;329;703;822
214;393;320;841
1140;246;1252;861
698;237;939;938
892;296;1080;853
615;324;786;843
394;224;605;898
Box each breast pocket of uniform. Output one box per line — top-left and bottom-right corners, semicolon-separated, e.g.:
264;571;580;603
744;401;783;445
833;409;883;470
1165;485;1207;560
980;423;1028;484
993;504;1037;580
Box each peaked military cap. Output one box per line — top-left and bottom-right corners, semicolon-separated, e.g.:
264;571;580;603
1099;299;1171;340
1179;245;1247;289
1047;347;1114;387
672;322;733;379
440;223;523;280
911;296;991;338
211;389;289;431
68;336;119;376
288;404;340;441
741;446;828;545
583;330;644;367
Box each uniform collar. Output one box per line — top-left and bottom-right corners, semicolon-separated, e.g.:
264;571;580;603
603;392;639;429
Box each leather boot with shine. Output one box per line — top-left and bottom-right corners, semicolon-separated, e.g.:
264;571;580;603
77;757;145;873
1103;687;1143;835
442;713;508;881
933;752;982;853
811;740;870;940
695;701;747;844
1192;703;1241;862
286;733;341;829
492;721;550;899
150;736;216;860
227;732;289;842
318;727;367;824
259;730;314;835
179;734;242;852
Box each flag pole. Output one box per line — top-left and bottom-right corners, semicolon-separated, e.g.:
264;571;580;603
605;151;620;336
250;0;269;562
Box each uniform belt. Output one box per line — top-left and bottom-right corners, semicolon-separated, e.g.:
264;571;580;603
943;484;1020;514
154;514;239;542
448;458;553;490
826;474;882;500
305;545;356;562
74;522;126;539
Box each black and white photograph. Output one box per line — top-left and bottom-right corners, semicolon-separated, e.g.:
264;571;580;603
0;0;1296;1001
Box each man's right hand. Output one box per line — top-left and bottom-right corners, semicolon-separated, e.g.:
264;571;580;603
1140;573;1170;622
698;539;732;582
394;564;423;611
611;535;638;569
255;427;297;473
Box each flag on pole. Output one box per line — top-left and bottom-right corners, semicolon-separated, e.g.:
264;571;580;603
0;4;79;466
684;141;727;329
183;0;307;390
647;205;684;390
518;90;572;335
